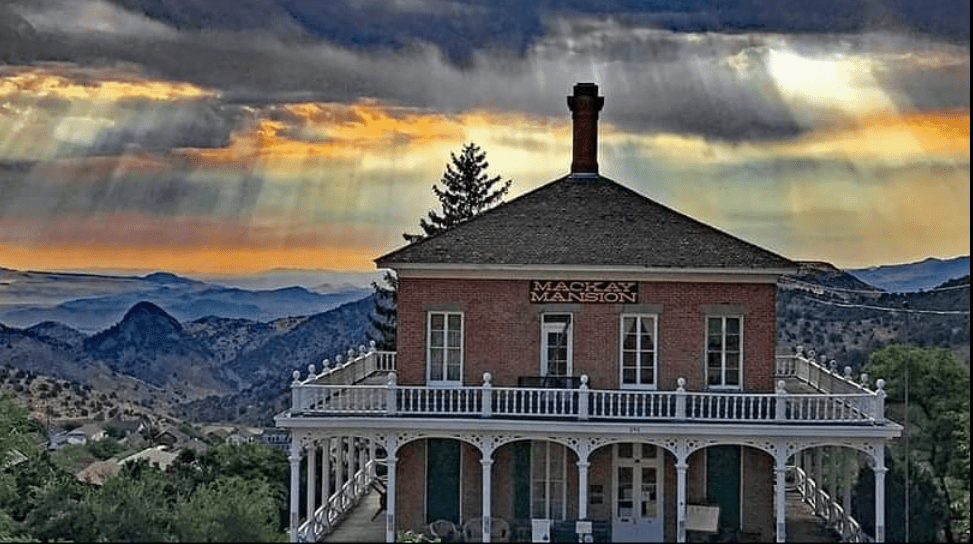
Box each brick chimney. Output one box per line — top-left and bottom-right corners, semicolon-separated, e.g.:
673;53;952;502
567;82;604;176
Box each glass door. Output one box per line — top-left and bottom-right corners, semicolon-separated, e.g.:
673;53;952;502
541;314;572;378
613;443;663;542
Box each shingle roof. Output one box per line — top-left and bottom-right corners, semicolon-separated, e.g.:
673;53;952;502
376;174;797;270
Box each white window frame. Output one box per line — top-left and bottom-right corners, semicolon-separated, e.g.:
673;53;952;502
530;441;567;521
705;315;743;389
427;311;463;387
539;313;573;377
619;314;658;390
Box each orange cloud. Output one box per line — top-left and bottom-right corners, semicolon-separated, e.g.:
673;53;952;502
187;101;467;167
783;109;970;160
0;242;379;275
0;65;217;102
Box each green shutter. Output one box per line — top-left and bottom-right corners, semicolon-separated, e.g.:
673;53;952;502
706;445;741;533
426;438;461;523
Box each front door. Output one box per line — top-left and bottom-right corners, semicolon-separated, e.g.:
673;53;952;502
612;443;663;542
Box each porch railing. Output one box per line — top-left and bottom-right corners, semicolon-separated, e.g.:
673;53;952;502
289;344;887;425
297;448;378;542
789;465;872;543
775;346;873;396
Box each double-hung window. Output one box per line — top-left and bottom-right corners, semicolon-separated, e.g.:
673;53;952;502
530;441;566;520
620;314;657;389
706;316;742;388
428;311;463;385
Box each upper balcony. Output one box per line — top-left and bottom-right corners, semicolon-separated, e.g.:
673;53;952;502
281;344;891;428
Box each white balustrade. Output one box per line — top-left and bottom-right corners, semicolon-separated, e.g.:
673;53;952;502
789;465;871;543
289;344;887;425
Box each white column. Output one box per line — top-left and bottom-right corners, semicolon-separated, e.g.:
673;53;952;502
676;460;688;543
774;466;787;542
359;440;368;492
481;457;493;543
306;444;317;526
322;438;331;528
370;439;378;479
386;456;398;543
289;445;302;543
873;448;886;542
347;438;356;495
577;460;590;520
335;437;345;508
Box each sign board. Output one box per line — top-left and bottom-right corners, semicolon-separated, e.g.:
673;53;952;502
530;280;638;303
686;504;720;533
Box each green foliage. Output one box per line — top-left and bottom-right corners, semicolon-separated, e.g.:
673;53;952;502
865;344;971;540
404;142;512;243
2;440;289;542
853;452;949;542
87;436;125;460
175;476;283;542
23;472;97;543
89;460;178;542
369;271;398;351
1;394;38;466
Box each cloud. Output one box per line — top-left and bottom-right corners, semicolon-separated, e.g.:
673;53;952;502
3;1;966;143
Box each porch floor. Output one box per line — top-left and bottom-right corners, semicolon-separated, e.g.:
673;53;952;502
318;487;840;543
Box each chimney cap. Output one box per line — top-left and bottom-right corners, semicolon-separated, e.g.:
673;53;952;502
572;82;600;97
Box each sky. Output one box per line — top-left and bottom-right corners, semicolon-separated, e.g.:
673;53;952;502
0;0;969;276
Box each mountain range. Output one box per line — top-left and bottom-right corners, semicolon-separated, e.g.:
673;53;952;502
846;255;969;293
0;267;375;332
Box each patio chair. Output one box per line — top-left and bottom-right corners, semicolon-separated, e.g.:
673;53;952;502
428;519;461;542
463;516;511;542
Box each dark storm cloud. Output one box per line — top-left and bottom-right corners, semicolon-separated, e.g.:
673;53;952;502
83;100;240;156
0;158;265;218
2;0;968;143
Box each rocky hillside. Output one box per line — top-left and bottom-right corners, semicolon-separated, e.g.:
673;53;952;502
778;264;970;370
1;295;376;424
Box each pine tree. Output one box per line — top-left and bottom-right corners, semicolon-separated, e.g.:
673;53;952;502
370;142;512;350
403;142;512;243
367;271;397;351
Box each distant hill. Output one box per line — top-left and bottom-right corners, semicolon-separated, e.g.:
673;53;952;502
1;294;376;424
846;255;970;293
779;260;970;369
0;266;371;332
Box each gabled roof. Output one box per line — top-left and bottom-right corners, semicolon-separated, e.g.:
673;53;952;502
376;174;797;271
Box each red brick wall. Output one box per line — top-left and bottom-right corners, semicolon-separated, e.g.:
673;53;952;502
396;277;778;392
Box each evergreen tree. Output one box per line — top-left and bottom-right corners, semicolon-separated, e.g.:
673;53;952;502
368;271;398;351
404;142;512;243
370;142;512;349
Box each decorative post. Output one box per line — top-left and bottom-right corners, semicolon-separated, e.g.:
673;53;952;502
386;456;398;543
289;442;302;542
386;372;397;416
482;372;493;418
306;443;317;529
334;437;345;509
775;450;788;543
578;374;590;421
675;377;686;421
873;446;887;542
675;440;689;543
482;454;494;543
291;370;302;413
775;380;787;422
577;459;590;520
874;379;886;424
322;438;332;528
